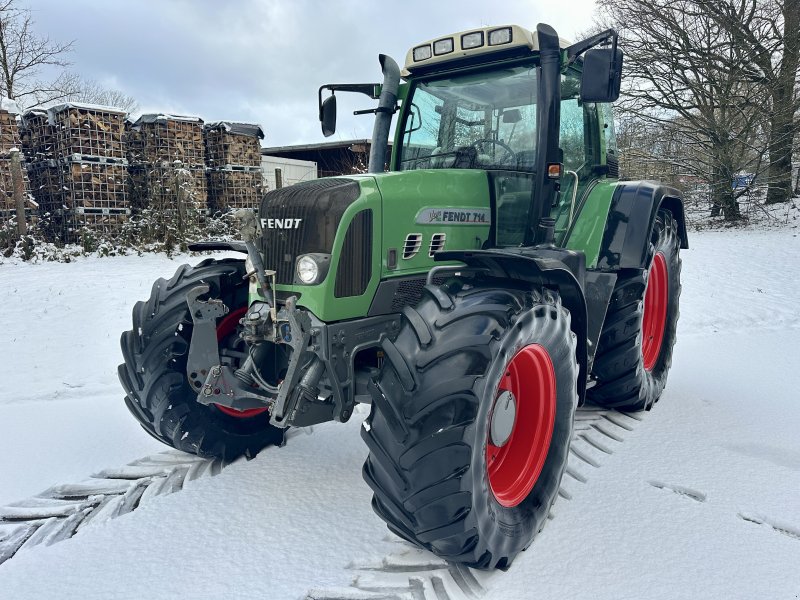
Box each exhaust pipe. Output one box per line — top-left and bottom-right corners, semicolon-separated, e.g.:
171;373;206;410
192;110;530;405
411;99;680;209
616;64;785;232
368;54;401;173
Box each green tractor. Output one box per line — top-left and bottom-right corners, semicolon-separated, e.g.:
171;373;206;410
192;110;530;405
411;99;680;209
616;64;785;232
119;23;687;570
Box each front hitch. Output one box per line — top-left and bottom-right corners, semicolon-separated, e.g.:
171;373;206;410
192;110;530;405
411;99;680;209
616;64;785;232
185;284;276;414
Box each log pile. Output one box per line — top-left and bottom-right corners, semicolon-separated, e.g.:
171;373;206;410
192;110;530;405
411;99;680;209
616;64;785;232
204;122;263;168
21;103;130;241
205;122;264;212
49;103;126;160
130;114;205;167
19;110;54;162
129;164;207;211
0;100;35;226
207;170;264;212
128;114;208;211
0;106;21;157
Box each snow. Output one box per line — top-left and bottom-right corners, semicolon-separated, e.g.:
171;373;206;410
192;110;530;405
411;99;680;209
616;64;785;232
1;229;799;598
46;102;128;123
0;97;21;115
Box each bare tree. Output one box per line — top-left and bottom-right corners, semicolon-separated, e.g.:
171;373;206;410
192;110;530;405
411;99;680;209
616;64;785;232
66;76;138;113
596;0;772;220
700;0;800;204
0;0;76;108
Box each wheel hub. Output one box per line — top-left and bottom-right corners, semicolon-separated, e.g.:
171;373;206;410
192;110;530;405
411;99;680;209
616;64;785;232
486;344;557;508
489;390;517;447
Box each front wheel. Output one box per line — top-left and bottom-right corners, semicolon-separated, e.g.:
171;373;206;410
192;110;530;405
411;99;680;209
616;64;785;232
362;280;578;570
118;258;285;460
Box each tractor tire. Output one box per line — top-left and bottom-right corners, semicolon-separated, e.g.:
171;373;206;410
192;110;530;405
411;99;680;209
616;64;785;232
118;258;284;460
362;281;578;570
588;208;682;411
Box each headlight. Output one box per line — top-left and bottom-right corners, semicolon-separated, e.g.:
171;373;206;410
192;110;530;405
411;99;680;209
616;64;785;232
413;44;432;61
295;253;331;285
488;27;512;46
461;31;484;49
433;38;454;56
296;256;319;284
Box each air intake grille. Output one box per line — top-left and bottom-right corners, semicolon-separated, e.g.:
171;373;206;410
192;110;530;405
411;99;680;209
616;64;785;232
258;178;360;285
403;233;423;259
334;209;373;298
390;275;449;311
607;153;620;178
429;233;446;257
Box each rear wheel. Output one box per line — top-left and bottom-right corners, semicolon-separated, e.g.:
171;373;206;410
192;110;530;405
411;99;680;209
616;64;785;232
588;209;682;410
362;280;577;570
118;258;284;459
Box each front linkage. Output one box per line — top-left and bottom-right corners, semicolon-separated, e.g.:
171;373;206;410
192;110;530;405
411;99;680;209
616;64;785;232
186;252;400;429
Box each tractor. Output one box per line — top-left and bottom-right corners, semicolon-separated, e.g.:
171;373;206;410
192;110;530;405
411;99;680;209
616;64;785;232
119;23;687;570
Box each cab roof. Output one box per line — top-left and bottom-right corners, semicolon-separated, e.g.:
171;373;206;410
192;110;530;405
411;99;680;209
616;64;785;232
403;25;571;76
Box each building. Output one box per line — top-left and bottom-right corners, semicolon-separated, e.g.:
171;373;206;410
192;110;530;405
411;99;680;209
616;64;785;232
261;139;392;180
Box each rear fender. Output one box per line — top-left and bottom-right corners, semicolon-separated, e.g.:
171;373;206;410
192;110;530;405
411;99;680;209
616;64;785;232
597;182;688;271
435;249;588;406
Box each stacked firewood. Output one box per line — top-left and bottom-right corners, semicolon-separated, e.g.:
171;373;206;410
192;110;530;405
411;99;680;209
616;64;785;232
0;100;35;225
204;122;264;212
50;104;126;160
22;103;129;241
128;114;207;211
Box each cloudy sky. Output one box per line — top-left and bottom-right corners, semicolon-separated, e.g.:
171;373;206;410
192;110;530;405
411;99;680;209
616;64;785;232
25;0;597;147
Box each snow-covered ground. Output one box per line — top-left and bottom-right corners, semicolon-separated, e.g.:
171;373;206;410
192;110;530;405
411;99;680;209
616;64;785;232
1;228;799;599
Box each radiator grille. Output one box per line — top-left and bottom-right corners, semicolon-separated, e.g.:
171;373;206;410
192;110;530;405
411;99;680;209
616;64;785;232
334;209;373;298
258;178;360;285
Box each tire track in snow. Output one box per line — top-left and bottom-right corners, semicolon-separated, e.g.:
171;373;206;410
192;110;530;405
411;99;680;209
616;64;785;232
304;406;644;600
0;451;232;566
0;406;643;598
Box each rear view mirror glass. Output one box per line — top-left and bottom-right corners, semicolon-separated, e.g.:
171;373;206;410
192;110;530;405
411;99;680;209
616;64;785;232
580;48;623;103
321;95;337;137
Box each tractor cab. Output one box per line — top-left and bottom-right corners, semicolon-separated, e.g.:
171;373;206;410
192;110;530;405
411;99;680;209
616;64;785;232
320;23;623;247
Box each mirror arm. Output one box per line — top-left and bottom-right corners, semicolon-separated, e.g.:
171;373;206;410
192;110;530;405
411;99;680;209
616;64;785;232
565;28;618;65
318;83;381;123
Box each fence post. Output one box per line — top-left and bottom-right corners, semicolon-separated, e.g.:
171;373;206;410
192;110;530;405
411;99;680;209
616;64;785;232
10;149;26;236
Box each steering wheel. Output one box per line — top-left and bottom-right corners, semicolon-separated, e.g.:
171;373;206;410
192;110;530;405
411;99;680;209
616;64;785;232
470;138;516;165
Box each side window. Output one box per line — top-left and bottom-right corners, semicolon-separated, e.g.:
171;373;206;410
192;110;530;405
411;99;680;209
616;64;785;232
560;98;586;172
599;102;617;157
400;87;443;167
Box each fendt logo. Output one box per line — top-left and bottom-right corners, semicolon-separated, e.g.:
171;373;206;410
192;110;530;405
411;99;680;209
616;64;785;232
260;218;302;229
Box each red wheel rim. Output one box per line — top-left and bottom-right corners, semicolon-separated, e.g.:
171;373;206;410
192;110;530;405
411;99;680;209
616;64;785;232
486;344;556;508
642;252;668;371
213;306;269;418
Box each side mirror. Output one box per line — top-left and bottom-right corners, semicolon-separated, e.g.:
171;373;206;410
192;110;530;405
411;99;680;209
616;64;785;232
580;47;623;102
321;94;337;137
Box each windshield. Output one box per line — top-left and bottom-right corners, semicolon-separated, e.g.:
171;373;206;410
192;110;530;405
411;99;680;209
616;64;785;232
398;65;537;172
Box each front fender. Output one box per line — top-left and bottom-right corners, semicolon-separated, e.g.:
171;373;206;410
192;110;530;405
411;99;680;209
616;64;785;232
435;248;588;406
